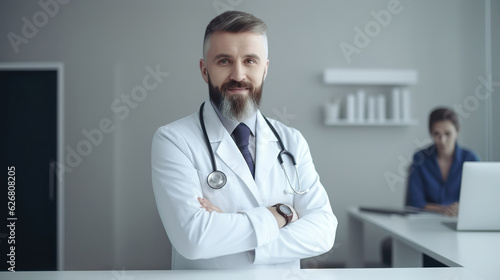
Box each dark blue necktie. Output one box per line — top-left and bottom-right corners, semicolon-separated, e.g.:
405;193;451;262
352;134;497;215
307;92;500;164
233;123;255;178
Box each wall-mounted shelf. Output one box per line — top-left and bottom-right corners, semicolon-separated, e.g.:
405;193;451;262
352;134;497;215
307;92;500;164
323;120;418;126
322;68;418;127
323;68;418;85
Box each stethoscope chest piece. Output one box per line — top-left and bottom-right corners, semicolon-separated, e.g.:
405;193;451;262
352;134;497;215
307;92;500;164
207;170;227;189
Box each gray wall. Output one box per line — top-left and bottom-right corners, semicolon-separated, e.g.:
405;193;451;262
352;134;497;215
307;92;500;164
493;0;500;162
0;0;496;270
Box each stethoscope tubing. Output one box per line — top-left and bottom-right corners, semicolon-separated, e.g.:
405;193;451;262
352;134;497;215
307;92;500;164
199;101;306;194
199;102;217;171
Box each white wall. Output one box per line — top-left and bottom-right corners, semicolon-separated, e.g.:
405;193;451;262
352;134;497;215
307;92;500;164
0;0;494;270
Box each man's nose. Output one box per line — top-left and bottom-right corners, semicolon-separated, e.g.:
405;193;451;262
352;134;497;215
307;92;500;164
229;63;246;82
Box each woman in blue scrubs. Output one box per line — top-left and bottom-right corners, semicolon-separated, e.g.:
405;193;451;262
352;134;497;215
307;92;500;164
382;107;479;267
406;107;480;216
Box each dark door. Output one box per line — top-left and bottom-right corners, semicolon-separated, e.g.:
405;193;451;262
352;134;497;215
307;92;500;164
1;69;58;271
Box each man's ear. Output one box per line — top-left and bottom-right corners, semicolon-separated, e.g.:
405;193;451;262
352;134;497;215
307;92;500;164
263;59;269;81
200;59;209;84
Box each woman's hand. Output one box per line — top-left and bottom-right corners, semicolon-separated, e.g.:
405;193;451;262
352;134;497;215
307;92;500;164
424;202;459;216
442;202;459;216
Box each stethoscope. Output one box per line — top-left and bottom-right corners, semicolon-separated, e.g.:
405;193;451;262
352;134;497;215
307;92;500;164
199;102;309;195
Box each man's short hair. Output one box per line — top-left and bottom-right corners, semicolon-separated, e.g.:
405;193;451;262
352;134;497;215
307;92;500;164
429;107;460;132
203;11;268;60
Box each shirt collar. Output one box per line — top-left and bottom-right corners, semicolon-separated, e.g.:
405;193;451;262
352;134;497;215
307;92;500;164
430;142;463;161
210;101;257;136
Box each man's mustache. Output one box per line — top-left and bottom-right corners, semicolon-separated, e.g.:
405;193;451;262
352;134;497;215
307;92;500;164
221;80;253;91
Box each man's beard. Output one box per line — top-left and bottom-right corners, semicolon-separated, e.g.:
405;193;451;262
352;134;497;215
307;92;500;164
208;75;264;121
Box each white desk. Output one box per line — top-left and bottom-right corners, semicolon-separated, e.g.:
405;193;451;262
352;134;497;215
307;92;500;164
348;207;500;280
0;268;488;280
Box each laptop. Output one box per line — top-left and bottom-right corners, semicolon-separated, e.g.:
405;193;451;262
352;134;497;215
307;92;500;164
443;162;500;231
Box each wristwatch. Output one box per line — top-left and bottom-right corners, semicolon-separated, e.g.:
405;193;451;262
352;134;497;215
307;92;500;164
273;203;293;226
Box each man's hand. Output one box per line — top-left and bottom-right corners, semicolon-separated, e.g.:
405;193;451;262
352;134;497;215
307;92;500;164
198;197;298;229
267;204;298;229
198;197;223;213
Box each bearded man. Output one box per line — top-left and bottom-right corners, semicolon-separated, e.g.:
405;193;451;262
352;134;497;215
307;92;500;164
151;11;337;270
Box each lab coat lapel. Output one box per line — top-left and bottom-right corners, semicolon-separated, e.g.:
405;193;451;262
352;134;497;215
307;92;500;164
202;101;261;204
202;100;226;146
254;113;280;193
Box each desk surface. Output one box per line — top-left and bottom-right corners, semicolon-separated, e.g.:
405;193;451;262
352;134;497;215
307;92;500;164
349;207;500;280
0;268;488;280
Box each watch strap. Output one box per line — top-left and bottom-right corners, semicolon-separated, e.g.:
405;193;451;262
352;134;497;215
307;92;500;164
273;203;293;226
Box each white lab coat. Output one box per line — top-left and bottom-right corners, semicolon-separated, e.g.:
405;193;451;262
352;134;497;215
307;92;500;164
151;100;337;269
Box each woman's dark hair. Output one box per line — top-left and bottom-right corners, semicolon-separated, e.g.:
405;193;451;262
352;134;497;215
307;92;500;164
428;107;460;132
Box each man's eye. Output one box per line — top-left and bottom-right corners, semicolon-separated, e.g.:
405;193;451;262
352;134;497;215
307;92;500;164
218;59;230;64
245;59;256;64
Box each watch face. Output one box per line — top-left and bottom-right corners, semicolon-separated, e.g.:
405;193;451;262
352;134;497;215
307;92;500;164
279;204;292;215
